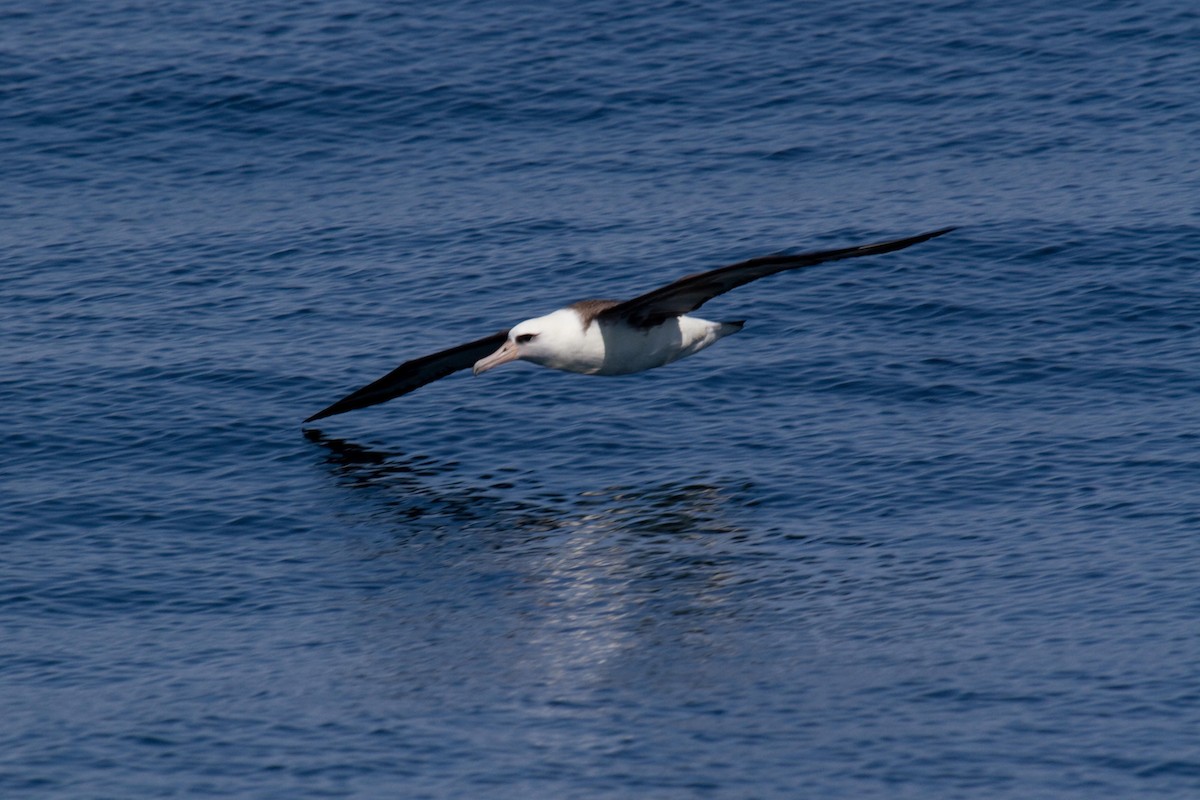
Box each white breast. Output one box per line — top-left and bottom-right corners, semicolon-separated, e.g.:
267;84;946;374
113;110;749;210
520;309;741;376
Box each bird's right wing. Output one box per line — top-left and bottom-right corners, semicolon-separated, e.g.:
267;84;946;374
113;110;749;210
304;329;509;422
600;228;955;328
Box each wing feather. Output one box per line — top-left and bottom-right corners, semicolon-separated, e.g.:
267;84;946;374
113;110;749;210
304;329;509;422
600;228;955;328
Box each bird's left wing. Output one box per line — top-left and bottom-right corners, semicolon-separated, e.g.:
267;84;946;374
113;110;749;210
304;329;509;422
600;227;954;328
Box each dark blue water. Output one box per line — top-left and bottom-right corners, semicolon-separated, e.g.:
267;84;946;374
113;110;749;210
4;1;1199;797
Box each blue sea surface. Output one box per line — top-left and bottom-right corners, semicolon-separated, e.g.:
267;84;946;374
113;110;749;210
3;1;1199;797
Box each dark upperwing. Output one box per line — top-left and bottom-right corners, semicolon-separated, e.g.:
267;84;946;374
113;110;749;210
598;227;955;328
304;330;509;422
305;228;954;421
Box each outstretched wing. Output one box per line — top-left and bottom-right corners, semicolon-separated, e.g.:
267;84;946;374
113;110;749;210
304;329;509;422
600;227;955;328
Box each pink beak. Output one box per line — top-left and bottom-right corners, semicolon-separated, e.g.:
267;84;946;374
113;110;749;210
473;340;520;376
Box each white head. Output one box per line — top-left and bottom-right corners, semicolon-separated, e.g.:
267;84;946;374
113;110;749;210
472;308;588;375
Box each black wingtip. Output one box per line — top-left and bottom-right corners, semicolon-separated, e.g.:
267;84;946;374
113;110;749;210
303;396;360;423
850;226;956;259
887;226;956;246
305;396;361;423
923;226;957;238
303;405;339;424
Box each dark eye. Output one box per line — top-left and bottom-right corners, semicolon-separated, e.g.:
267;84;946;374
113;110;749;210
515;333;537;344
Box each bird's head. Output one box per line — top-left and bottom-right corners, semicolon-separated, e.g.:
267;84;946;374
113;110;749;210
472;318;546;376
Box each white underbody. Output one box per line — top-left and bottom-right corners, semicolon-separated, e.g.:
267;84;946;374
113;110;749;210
516;308;742;376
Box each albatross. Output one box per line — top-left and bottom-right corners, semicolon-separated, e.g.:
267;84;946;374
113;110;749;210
304;227;953;423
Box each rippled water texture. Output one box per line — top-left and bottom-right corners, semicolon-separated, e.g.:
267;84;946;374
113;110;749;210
3;1;1199;797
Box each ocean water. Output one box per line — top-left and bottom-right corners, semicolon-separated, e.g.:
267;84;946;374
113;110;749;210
3;1;1199;797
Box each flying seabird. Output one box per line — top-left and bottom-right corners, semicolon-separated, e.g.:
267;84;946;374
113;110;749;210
304;227;953;423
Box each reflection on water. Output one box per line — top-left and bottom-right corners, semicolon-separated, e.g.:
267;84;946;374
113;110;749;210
304;428;762;694
304;427;747;544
